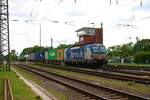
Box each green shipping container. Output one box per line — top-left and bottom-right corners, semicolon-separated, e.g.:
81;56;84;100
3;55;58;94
48;49;57;60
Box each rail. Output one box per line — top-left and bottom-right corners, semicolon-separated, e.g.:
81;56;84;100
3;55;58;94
16;64;150;100
33;63;150;84
4;77;14;100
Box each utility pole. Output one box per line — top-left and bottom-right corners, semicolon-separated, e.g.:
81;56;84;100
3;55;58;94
51;37;53;48
0;0;1;70
140;0;142;6
39;23;41;47
0;0;10;70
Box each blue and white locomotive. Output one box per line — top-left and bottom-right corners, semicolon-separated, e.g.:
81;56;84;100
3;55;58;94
64;43;107;68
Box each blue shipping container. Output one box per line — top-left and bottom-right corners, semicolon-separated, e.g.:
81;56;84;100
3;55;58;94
34;52;45;61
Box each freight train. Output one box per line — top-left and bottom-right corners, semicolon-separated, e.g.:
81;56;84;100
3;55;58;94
24;26;108;68
25;43;107;69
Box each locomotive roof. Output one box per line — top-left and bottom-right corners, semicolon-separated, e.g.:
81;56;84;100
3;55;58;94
69;43;104;49
84;43;104;47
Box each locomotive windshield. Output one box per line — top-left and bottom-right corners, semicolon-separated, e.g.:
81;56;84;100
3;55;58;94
92;46;106;54
99;46;106;54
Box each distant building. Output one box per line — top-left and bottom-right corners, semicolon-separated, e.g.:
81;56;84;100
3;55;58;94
76;24;103;45
11;50;16;55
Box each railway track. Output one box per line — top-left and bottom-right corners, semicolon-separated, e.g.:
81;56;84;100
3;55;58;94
33;63;150;84
16;64;150;100
107;65;150;71
34;63;150;76
104;68;150;76
4;77;14;100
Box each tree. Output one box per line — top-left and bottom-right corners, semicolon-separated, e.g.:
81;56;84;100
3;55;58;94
134;52;150;64
107;42;133;58
133;39;150;63
20;45;46;57
120;42;133;57
133;39;150;53
57;44;72;49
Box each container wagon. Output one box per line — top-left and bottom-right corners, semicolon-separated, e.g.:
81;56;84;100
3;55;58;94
34;52;45;62
45;49;57;63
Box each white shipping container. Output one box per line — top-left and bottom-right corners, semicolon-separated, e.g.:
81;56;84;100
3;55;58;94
45;51;48;60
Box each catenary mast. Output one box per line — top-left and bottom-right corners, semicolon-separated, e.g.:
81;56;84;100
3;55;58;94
0;0;10;70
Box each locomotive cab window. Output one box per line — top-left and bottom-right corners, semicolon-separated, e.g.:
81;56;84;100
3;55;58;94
92;46;99;54
92;46;106;54
99;46;106;54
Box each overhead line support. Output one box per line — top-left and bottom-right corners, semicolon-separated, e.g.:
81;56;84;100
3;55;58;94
0;0;10;71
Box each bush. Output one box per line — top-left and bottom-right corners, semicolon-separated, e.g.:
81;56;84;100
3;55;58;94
134;52;150;64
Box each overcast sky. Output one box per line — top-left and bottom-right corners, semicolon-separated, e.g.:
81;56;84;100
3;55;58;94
9;0;150;54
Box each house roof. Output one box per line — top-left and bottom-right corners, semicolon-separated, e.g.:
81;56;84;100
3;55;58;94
75;27;99;32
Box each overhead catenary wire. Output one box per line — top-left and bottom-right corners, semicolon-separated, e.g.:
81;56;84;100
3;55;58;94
27;0;147;32
30;0;43;21
34;0;77;25
31;0;42;18
34;0;131;27
80;0;146;28
27;0;146;29
110;0;143;6
73;0;137;27
30;0;36;18
40;0;64;22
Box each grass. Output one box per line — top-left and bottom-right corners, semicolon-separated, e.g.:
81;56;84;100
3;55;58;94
0;69;40;100
13;65;68;100
30;64;150;96
109;63;150;68
0;75;4;100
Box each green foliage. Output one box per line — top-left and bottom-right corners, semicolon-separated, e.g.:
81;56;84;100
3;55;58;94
134;52;150;64
45;46;53;51
107;45;121;57
18;54;25;61
107;39;150;64
10;53;17;62
19;45;46;61
120;42;133;57
133;39;150;64
107;42;133;57
20;45;46;57
133;39;150;53
56;44;71;49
